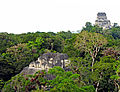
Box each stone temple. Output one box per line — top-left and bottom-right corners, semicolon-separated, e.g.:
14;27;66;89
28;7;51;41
95;12;111;29
21;52;70;75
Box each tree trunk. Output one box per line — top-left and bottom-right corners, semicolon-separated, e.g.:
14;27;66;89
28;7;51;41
114;80;120;92
51;43;53;50
92;57;95;72
96;72;102;92
90;47;100;72
96;82;100;92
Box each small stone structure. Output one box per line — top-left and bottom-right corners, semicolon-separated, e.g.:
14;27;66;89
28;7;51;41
29;52;70;71
95;12;111;29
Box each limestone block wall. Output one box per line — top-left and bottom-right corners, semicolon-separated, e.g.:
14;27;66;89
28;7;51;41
29;52;70;70
95;12;111;29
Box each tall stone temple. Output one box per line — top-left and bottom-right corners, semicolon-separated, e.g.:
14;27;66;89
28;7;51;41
95;12;111;29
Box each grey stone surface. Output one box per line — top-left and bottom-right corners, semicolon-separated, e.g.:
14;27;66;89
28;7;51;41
21;53;70;75
95;12;111;29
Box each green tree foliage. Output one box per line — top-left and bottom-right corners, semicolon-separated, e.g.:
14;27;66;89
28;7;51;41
2;67;95;92
82;22;103;33
45;35;65;52
80;85;95;92
82;22;93;32
70;57;91;85
0;33;17;53
0;80;4;91
48;66;95;92
74;31;107;71
110;60;120;92
57;31;73;40
4;43;38;74
102;26;120;39
0;57;15;81
27;37;45;54
48;66;80;92
109;27;120;39
2;71;47;92
63;33;84;57
92;56;115;92
0;27;120;92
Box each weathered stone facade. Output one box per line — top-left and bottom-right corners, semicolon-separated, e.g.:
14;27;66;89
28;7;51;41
95;12;111;29
29;52;70;70
21;52;70;75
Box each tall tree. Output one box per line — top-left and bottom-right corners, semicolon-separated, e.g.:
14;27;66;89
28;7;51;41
74;31;107;72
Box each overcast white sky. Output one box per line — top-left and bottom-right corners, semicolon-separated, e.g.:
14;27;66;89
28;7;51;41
0;0;120;34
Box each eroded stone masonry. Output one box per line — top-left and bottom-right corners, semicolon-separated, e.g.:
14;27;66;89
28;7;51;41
95;12;111;29
21;52;70;75
29;52;70;70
